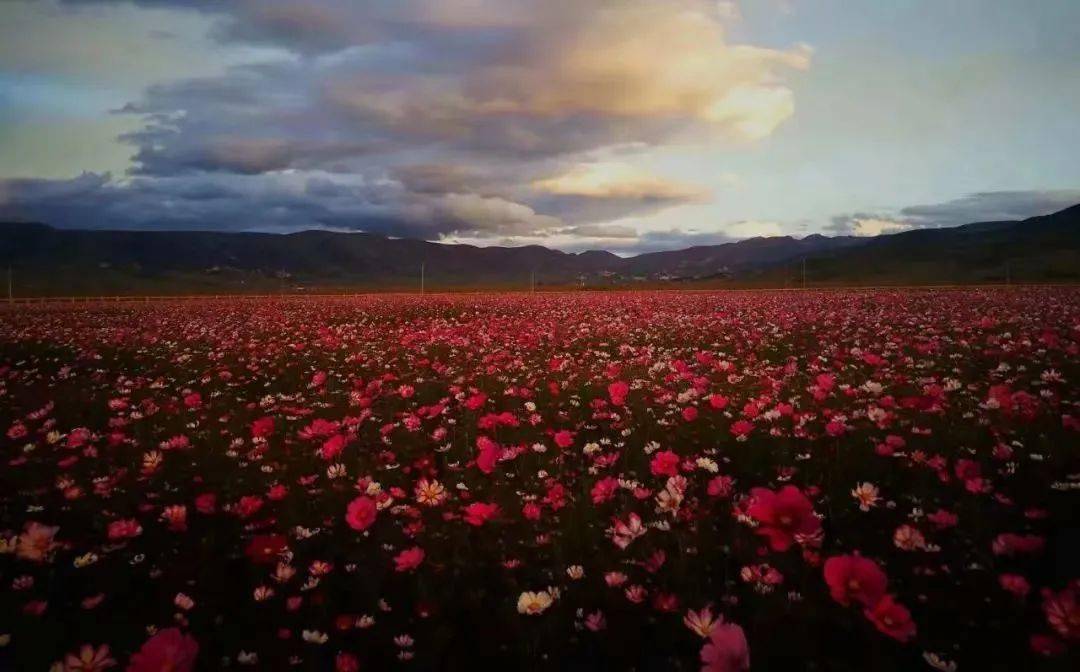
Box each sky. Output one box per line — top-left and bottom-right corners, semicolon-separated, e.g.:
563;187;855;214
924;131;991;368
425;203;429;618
1;0;1078;255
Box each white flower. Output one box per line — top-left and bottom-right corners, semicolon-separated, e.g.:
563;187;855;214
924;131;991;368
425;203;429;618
517;591;554;615
302;630;328;644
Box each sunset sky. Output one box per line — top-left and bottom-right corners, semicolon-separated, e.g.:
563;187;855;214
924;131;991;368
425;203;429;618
1;0;1078;253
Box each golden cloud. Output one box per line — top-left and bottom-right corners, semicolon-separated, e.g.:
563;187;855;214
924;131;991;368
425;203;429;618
532;162;710;202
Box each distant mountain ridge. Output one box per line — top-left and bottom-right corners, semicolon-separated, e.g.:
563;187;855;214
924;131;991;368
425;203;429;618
1;204;1078;295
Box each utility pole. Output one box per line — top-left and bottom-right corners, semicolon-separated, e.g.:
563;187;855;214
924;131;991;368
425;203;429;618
420;262;425;295
530;269;536;293
801;258;806;290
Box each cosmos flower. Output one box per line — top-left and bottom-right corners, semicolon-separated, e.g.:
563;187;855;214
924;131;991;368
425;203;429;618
127;629;198;672
823;555;888;607
864;595;916;642
700;619;750;672
345;496;378;531
393;547;425;573
517;591;555;615
60;644;116;672
16;522;59;563
463;502;500;526
850;483;881;511
747;486;821;552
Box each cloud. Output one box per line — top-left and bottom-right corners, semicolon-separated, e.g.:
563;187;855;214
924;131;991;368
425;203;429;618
532;162;709;202
828;190;1080;236
5;0;813;248
826;213;913;237
0;170;566;241
899;190;1080;227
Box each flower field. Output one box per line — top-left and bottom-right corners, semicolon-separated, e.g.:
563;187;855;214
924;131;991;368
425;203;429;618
1;289;1078;671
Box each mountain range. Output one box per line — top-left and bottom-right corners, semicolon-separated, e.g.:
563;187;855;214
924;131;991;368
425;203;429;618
1;204;1078;295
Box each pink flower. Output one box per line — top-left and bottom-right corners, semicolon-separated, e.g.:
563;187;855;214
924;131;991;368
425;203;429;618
463;502;499;526
127;628;198;672
393;546;425;572
707;476;734;498
346;496;378;531
700;620;750;672
553;430;575;449
650;450;680;478
591;476;619;504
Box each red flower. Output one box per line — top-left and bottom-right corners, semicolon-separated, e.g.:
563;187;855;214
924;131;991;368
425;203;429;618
346;496;378;531
245;534;288;564
1030;633;1066;657
463;501;499;526
250;416;275;439
864;595;916;642
998;573;1031;598
682;406;698;422
476;436;500;475
127;628;198;672
591;476;618;504
707;475;734;498
553;430;575;449
1042;583;1080;642
319;434;347;461
107;518;142;541
730;419;754;438
823;555;887;607
747;486;821;552
522;502;542;520
235;495;264;518
992;533;1045;556
194;493;217;514
393;546;425;572
335;652;361;672
708;394;729;410
650;450;680;478
608;380;629;406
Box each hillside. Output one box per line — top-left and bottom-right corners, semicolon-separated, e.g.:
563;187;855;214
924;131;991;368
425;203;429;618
0;204;1077;295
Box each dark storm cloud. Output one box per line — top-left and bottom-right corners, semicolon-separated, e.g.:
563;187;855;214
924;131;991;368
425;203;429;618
17;1;813;248
0;171;564;242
